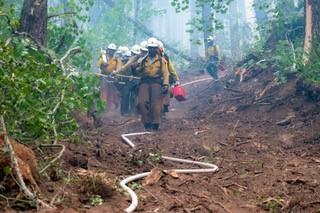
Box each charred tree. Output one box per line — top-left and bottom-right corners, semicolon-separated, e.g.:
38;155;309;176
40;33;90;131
19;0;48;46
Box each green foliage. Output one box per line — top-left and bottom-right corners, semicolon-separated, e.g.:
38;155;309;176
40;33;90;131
3;166;12;176
171;0;233;13
47;0;94;71
0;4;103;142
130;182;142;190
171;0;233;35
299;40;320;86
246;0;320;86
149;152;162;163
88;194;104;207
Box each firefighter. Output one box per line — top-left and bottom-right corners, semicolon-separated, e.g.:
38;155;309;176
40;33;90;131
115;50;133;116
140;40;148;57
113;45;142;116
136;37;169;131
98;43;122;110
206;36;222;79
158;40;180;113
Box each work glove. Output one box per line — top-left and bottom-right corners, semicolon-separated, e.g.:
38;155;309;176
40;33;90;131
110;70;117;76
174;81;180;87
161;84;169;95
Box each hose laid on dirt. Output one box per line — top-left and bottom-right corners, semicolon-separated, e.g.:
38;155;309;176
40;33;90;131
120;132;219;213
96;72;213;88
181;77;213;87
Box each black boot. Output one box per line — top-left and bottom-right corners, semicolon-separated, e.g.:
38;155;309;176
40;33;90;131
152;123;160;131
144;123;152;131
163;105;169;113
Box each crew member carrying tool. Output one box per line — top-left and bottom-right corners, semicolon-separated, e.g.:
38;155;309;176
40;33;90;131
98;43;122;110
157;40;180;113
206;36;222;79
135;38;169;131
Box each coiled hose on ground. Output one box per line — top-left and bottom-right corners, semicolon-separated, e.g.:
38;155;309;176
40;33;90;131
120;132;219;213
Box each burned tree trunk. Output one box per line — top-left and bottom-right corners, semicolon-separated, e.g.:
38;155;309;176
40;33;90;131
19;0;48;46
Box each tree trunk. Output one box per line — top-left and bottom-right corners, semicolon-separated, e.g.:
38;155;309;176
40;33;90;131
311;0;320;39
102;0;194;62
229;0;240;59
19;0;48;46
133;0;140;43
253;0;270;38
303;0;313;63
190;0;199;57
202;2;211;58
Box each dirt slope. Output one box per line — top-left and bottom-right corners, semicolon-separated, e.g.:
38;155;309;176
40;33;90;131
3;68;320;213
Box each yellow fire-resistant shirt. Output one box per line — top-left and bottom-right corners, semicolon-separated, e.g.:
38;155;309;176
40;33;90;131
140;55;169;85
163;55;180;83
206;44;222;62
115;55;140;76
98;55;122;74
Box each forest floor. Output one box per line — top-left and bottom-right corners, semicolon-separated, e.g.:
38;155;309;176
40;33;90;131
3;68;320;213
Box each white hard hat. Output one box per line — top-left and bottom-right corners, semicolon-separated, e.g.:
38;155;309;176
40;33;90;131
118;46;129;54
122;46;130;53
131;45;141;55
107;43;117;50
147;37;159;48
140;41;148;52
123;50;132;57
157;40;164;49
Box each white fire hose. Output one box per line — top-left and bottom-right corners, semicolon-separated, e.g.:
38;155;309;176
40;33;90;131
181;77;213;87
120;132;219;213
96;72;213;88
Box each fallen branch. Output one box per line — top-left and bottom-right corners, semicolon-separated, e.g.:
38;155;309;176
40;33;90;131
285;26;303;72
0;116;52;209
60;47;82;65
58;46;82;75
1;116;35;200
39;144;65;174
0;194;9;207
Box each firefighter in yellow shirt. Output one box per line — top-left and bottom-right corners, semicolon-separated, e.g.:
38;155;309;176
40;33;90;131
98;43;122;110
135;38;169;131
206;36;222;79
157;40;180;113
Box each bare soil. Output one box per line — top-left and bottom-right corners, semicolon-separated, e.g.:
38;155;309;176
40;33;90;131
2;68;320;213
